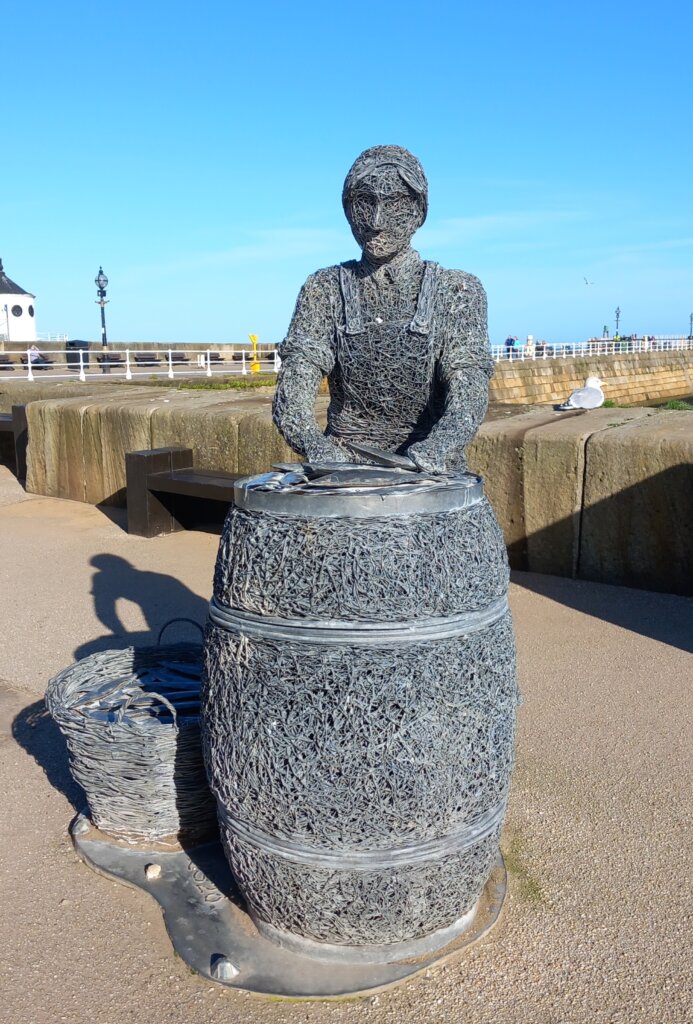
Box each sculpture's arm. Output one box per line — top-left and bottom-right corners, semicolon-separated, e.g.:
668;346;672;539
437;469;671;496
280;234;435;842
272;272;353;462
273;359;351;462
407;274;494;473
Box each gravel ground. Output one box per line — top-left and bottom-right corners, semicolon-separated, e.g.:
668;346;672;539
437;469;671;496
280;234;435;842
0;466;691;1024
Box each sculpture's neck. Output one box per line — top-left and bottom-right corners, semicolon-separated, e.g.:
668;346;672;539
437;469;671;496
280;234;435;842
360;246;419;277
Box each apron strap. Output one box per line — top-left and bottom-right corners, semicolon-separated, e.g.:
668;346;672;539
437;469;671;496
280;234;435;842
339;263;365;335
409;261;439;335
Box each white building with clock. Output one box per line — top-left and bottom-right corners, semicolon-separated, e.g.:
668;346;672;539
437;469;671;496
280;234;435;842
0;258;38;343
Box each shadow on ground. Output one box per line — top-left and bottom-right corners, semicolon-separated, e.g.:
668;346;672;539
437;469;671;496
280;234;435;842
12;554;213;826
74;553;209;661
513;570;693;654
12;699;86;812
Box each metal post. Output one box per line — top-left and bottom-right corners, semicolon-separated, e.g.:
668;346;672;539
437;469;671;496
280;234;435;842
78;349;86;382
168;348;174;380
615;306;621;336
95;267;110;374
689;313;693;339
241;350;247;375
206;349;212;377
26;348;34;381
125;349;132;380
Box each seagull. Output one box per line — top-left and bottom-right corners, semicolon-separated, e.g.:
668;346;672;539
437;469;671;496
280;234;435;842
583;277;594;285
557;376;605;411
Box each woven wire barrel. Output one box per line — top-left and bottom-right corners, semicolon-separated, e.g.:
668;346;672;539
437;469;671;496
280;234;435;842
202;471;518;961
47;642;218;845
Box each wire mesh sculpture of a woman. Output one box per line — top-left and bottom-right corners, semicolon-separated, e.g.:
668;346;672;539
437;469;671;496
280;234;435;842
272;145;493;473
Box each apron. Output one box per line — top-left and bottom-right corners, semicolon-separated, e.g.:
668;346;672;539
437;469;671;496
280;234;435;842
327;260;444;454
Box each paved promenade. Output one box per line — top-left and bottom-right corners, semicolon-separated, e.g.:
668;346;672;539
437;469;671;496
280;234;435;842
0;465;690;1024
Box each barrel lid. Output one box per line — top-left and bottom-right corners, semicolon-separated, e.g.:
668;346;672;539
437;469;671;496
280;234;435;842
233;465;484;518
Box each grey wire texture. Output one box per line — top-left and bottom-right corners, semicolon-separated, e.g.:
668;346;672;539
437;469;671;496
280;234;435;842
202;146;517;948
46;644;218;845
203;486;518;946
272;145;494;473
213;496;508;622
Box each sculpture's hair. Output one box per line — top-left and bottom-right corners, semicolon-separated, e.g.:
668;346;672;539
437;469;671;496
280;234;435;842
342;145;428;222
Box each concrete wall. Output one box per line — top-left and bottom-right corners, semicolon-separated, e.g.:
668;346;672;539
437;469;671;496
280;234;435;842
11;384;692;596
21;387;306;506
470;406;693;596
490;351;693;405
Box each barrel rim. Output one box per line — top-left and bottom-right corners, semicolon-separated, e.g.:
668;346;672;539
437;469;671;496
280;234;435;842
233;472;484;518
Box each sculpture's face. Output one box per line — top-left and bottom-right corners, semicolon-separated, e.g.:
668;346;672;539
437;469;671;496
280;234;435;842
345;166;424;263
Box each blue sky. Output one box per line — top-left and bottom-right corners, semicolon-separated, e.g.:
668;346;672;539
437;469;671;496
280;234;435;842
2;0;691;345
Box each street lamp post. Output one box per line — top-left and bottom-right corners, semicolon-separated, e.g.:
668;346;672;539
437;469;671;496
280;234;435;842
615;306;621;336
95;267;110;373
689;312;692;340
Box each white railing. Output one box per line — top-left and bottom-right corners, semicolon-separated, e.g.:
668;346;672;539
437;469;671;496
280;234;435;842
0;346;282;382
1;336;692;381
37;332;69;342
491;336;692;362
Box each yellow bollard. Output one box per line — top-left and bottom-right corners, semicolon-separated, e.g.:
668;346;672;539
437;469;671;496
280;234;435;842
249;333;261;374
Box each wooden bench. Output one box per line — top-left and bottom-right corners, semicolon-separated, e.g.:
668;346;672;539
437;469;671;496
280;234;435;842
133;352;161;367
20;355;54;369
0;405;28;482
126;447;242;537
96;353;125;367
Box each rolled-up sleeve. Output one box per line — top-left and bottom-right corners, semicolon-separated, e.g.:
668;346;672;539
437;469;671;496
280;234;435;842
274;268;350;461
280;270;337;375
438;272;494;379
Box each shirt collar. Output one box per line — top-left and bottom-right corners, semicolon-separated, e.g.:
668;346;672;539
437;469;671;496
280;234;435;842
359;247;422;283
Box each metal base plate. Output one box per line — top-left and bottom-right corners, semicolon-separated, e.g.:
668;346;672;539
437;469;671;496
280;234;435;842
71;813;506;999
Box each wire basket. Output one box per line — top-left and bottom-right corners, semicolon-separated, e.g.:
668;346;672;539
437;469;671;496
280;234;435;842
46;641;218;845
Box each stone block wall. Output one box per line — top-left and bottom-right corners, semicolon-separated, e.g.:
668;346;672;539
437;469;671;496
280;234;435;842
22;388;310;506
490;351;693;405
8;384;693;596
470;406;693;595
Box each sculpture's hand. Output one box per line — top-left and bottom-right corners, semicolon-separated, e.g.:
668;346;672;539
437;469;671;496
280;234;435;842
304;434;353;464
406;442;448;475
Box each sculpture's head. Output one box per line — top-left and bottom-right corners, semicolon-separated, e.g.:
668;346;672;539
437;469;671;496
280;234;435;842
342;145;428;264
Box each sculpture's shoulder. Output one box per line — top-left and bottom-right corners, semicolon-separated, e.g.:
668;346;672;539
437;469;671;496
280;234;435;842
299;264;342;295
435;267;486;301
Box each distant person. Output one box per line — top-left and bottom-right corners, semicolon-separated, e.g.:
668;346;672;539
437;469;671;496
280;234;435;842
602;325;609;339
28;344;48;365
504;335;515;354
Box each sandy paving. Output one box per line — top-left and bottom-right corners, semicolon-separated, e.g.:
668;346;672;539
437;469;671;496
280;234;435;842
0;466;690;1024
